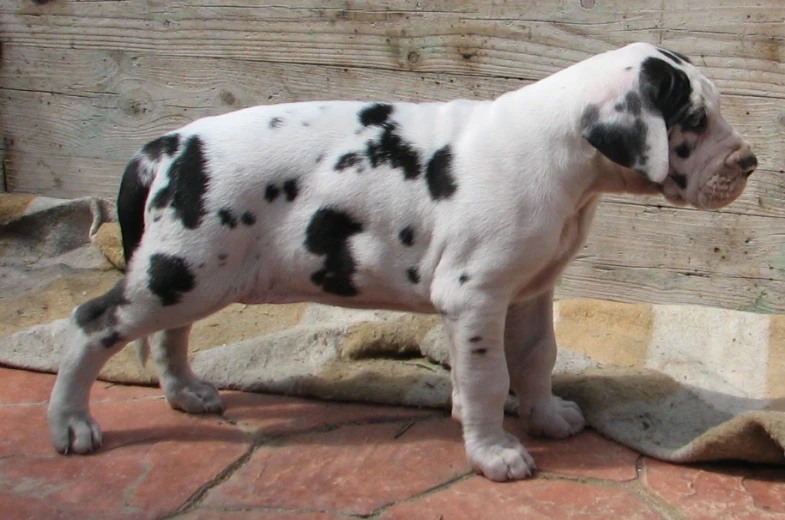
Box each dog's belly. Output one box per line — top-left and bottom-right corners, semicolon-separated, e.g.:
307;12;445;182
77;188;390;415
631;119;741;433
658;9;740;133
227;213;442;313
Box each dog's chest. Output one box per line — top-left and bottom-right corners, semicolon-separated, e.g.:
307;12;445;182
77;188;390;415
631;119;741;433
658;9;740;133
514;197;600;300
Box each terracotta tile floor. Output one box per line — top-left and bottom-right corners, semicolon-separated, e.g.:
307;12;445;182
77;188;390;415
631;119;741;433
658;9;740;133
2;366;784;519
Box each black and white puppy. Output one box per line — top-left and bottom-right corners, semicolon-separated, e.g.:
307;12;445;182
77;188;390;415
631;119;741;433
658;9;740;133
48;42;756;481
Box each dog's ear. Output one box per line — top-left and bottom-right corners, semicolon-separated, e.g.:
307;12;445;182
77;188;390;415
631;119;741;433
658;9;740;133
581;57;692;184
581;87;670;183
638;56;693;127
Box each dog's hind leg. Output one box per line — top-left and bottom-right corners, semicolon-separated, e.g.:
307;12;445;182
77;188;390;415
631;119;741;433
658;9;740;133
150;325;224;414
47;280;143;454
47;325;120;454
47;270;227;454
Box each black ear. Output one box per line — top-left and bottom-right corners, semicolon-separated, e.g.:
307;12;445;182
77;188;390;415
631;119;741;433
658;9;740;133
581;89;670;183
581;106;648;170
639;57;692;127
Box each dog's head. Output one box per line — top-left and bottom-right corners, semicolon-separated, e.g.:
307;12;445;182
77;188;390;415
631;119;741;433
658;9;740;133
581;43;756;209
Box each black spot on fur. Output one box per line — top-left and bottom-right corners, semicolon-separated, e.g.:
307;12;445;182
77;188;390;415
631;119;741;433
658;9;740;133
398;226;415;247
459;273;470;285
269;117;284;129
305;208;364;297
472;348;488;355
218;253;228;260
265;184;280;202
149;186;170;210
218;208;238;228
426;145;458;200
670;172;688;189
335;152;363;172
469;336;482;343
359;103;394;127
101;332;123;348
74;282;128;335
117;158;149;264
614;93;643;115
149;136;210;229
625;91;643;116
365;126;422;180
640;57;693;128
241;211;256;226
282;179;299;202
581;104;600;127
316;153;325;164
142;134;180;161
657;47;691;65
681;107;708;134
672;50;691;64
406;267;420;284
148;254;196;306
582;113;648;169
675;141;694;159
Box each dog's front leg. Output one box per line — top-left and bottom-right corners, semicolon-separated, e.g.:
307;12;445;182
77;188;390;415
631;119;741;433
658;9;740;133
441;295;536;481
505;290;586;438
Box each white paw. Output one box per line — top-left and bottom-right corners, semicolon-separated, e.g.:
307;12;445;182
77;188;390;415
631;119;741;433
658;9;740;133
526;396;586;439
466;432;536;481
164;378;224;414
47;406;103;455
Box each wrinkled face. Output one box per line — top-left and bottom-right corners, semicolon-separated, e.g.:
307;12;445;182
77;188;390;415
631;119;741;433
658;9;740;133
645;50;757;209
658;71;757;209
582;45;757;210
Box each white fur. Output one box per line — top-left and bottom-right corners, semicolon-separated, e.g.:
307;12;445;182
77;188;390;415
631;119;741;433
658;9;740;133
47;42;754;481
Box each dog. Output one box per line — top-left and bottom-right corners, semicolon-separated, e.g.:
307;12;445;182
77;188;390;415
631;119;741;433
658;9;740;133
47;42;756;481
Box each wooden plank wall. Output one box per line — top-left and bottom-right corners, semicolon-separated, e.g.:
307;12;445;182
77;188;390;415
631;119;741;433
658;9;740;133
1;0;783;312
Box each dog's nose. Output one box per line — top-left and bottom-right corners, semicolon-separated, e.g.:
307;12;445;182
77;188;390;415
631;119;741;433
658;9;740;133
726;142;757;177
737;154;758;177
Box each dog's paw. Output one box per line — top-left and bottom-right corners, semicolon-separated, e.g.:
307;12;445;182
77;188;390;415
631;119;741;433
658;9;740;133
526;396;586;439
164;378;225;415
47;407;103;455
466;432;536;481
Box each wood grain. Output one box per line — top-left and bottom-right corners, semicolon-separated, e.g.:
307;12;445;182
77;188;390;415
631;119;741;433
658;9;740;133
1;1;783;90
1;0;783;312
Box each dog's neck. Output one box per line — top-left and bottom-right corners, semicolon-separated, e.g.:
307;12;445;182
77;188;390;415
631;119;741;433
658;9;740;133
487;52;664;210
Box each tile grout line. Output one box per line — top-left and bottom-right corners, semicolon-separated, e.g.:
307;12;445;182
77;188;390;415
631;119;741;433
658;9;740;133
170;504;364;519
160;412;448;518
524;459;688;520
619;456;689;520
363;471;476;518
160;430;267;519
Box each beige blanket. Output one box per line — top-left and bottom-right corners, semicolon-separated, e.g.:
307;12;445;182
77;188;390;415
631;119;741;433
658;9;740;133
2;193;783;464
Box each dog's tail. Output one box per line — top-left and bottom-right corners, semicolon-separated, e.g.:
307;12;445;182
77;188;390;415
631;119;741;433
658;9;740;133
117;134;180;266
117;136;181;368
117;157;153;267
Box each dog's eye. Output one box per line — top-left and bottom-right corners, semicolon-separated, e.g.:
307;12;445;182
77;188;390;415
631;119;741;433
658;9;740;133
682;108;707;133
